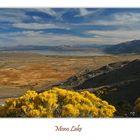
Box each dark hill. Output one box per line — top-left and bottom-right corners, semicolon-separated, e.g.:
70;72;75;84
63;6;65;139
56;59;140;117
104;40;140;54
57;60;129;89
75;59;140;90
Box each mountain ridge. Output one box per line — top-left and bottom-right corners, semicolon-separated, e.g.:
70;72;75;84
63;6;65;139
104;39;140;54
1;39;140;55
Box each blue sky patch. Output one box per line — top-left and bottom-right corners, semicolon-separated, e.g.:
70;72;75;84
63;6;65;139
0;8;140;47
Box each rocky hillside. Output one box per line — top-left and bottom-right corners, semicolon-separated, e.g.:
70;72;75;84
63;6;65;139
56;60;129;89
56;59;140;117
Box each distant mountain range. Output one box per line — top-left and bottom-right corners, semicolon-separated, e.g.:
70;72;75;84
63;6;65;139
1;39;140;55
0;44;102;52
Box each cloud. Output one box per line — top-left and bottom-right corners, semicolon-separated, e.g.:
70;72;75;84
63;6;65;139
0;8;64;24
92;12;140;27
87;29;140;44
0;31;96;46
13;23;70;30
37;8;57;17
1;9;140;47
0;9;30;23
75;8;104;17
79;9;92;17
36;8;65;20
5;28;139;47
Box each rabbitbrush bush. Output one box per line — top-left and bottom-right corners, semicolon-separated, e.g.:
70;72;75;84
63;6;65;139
133;97;140;114
0;88;116;117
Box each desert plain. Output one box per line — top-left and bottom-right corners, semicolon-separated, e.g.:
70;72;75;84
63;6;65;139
0;52;140;105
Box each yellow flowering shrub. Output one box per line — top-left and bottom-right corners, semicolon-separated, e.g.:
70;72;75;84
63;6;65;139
133;97;140;114
0;88;116;117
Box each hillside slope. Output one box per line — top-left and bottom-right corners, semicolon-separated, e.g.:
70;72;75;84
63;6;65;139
104;40;140;54
57;59;140;116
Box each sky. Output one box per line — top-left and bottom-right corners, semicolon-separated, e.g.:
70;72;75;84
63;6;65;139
1;8;140;47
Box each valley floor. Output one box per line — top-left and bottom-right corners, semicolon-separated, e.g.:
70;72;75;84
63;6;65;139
0;52;140;104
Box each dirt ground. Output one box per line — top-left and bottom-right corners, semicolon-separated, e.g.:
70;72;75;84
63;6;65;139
0;52;140;104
